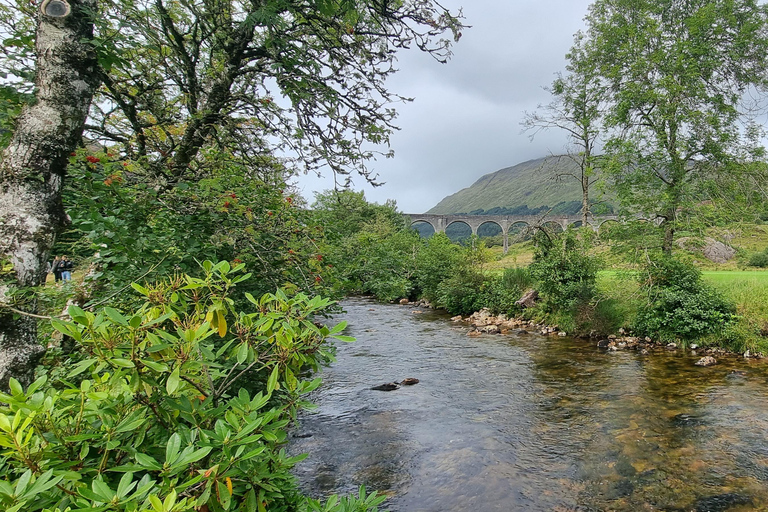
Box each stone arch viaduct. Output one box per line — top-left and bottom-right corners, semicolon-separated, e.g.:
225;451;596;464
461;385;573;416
405;213;621;253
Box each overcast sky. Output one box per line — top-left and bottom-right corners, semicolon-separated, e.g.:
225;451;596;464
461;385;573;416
292;0;595;213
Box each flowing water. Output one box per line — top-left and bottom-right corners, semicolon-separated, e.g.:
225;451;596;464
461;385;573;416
289;298;768;511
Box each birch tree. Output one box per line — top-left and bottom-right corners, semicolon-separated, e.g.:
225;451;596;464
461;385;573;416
0;0;100;386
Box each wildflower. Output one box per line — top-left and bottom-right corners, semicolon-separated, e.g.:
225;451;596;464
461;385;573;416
86;155;100;164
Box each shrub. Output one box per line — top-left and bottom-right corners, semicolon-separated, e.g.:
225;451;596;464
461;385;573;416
414;233;464;303
748;250;768;268
479;267;534;317
0;262;385;512
528;230;599;311
634;257;737;342
436;267;486;316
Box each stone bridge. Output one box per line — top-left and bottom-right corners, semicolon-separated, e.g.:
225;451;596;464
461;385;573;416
405;213;621;253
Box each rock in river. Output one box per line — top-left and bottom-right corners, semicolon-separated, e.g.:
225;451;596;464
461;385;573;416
400;378;419;385
695;356;717;367
371;382;400;391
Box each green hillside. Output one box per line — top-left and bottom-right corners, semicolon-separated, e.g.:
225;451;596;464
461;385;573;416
427;155;604;215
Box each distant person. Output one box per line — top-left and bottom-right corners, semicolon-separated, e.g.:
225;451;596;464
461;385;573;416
51;255;62;282
60;255;73;281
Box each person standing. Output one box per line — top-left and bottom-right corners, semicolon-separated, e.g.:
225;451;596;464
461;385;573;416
51;255;62;283
60;255;73;281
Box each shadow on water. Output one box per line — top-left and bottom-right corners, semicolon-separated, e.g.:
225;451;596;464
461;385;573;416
289;298;768;511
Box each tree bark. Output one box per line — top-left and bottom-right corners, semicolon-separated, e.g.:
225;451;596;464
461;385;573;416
0;0;100;387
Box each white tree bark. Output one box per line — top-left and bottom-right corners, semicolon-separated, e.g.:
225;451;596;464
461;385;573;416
0;0;100;387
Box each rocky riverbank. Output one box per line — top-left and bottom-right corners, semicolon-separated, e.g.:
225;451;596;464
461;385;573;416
398;300;764;366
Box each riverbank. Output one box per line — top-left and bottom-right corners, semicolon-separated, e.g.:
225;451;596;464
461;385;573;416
398;293;768;363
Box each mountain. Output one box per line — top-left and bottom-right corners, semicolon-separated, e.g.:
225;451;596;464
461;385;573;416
427;156;596;215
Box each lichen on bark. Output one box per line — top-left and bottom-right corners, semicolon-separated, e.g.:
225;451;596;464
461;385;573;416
0;0;100;387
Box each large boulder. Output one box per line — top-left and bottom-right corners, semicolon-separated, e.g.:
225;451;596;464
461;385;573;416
677;237;735;263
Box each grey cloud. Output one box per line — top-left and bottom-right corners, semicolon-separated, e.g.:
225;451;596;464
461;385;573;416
294;0;594;213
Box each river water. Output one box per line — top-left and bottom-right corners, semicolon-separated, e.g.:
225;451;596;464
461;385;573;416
290;298;768;511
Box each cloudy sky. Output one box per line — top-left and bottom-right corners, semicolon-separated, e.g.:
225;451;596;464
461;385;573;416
293;0;595;213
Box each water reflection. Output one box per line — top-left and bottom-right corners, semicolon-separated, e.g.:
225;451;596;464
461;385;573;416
290;299;768;511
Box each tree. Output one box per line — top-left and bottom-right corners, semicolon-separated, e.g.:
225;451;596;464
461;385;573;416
0;0;464;385
0;0;100;386
582;0;768;253
523;32;606;227
86;0;463;185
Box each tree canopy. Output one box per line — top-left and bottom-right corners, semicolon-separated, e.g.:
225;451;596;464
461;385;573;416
580;0;768;252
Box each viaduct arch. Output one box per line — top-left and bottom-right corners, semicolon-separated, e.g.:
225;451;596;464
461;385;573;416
406;213;621;253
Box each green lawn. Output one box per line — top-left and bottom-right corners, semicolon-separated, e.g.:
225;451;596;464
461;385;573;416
702;270;768;285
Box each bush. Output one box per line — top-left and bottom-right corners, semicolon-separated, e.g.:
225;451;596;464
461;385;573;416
748;250;768;268
414;233;464;303
436;267;487;316
528;230;599;311
634;257;737;342
0;262;385;512
479;267;534;317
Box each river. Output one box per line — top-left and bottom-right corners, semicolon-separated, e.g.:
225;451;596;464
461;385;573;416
289;298;768;511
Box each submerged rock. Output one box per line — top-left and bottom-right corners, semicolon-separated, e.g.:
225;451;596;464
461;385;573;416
371;382;400;391
692;493;752;512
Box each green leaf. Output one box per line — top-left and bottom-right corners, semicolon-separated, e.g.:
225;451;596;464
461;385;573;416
165;432;181;464
116;472;136;498
14;470;31;496
112;358;136;368
129;315;142;328
104;307;129;326
236;342;248;364
166;367;180;395
140;359;168;372
267;365;279;395
131;282;149;296
149;494;164;512
8;378;22;397
135;453;162;471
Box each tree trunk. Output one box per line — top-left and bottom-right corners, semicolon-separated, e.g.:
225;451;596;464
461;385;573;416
662;221;675;255
581;173;590;228
0;0;100;387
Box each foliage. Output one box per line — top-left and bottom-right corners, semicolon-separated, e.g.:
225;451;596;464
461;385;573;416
480;267;534;318
312;191;420;302
634;256;737;341
57;149;336;311
76;0;464;186
413;233;466;304
0;263;384;512
523;30;606;225
582;0;768;253
436;267;487;316
528;230;599;311
748;249;768;268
